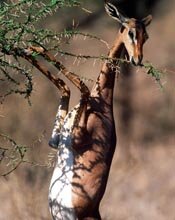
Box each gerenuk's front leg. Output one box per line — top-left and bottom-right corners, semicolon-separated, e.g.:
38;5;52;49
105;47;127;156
49;92;70;149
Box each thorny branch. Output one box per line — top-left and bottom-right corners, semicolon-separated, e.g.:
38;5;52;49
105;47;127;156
0;133;27;176
0;133;56;176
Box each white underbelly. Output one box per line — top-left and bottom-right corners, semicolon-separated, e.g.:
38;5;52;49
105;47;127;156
49;147;74;208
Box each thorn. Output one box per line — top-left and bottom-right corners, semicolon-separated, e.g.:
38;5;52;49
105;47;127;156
73;57;78;65
93;59;97;67
81;7;93;14
72;19;75;28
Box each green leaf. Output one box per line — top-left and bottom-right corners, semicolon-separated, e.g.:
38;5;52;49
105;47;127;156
51;0;57;6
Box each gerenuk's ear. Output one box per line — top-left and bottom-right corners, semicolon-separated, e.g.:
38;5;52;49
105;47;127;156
105;2;129;25
142;15;152;27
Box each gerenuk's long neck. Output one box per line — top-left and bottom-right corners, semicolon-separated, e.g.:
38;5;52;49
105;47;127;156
91;34;124;105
